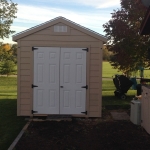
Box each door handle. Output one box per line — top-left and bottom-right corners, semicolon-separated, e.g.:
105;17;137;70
60;86;63;88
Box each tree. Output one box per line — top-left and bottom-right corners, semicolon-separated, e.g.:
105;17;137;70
103;0;150;75
9;43;17;63
0;42;11;61
0;43;17;63
0;0;17;39
0;60;16;76
103;45;113;61
0;43;17;75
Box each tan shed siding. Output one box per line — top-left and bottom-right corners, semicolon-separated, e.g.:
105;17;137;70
21;104;30;110
89;112;100;117
21;99;30;104
19;46;32;116
21;35;99;42
20;110;31;116
17;41;21;116
20;58;30;63
34;26;89;35
20;41;100;47
34;29;51;35
89;44;102;117
18;26;103;117
99;43;103;117
89;106;99;111
20;70;30;75
70;29;87;35
89;100;99;106
90;71;100;77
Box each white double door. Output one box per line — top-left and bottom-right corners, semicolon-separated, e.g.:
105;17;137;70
33;47;86;114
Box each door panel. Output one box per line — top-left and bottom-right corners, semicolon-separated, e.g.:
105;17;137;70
33;47;60;114
60;48;86;114
33;47;86;115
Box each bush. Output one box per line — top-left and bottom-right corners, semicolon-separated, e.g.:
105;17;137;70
0;60;16;76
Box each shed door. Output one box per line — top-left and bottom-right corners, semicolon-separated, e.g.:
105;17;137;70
33;47;60;114
33;47;86;114
60;48;86;114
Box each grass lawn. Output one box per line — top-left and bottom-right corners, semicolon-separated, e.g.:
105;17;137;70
102;80;136;109
102;61;122;78
103;61;150;78
0;77;26;150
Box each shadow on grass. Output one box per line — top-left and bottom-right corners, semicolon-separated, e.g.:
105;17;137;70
102;95;134;110
0;99;27;150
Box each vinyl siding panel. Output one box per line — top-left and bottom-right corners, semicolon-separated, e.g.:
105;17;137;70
20;110;31;116
20;76;31;81
17;24;103;117
20;41;100;47
17;41;21;116
89;106;99;111
89;77;100;83
20;87;31;92
90;65;100;71
20;93;30;99
20;105;30;110
90;71;100;77
89;42;102;117
20;81;30;87
20;99;30;105
20;64;30;70
21;35;98;42
20;70;30;75
90;94;99;100
89;100;99;106
20;58;30;63
71;29;87;35
34;29;51;35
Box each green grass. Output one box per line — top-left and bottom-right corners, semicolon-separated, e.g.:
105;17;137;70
102;61;150;78
0;77;17;99
0;99;26;150
102;61;122;78
0;77;26;150
102;79;136;109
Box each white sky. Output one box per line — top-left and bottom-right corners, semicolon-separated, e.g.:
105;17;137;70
1;0;121;43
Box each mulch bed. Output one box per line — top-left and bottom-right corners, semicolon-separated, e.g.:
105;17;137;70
15;112;150;150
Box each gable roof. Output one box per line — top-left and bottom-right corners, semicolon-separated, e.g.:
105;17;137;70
140;6;150;35
12;16;107;42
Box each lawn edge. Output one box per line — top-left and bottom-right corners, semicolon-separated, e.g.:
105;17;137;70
8;121;31;150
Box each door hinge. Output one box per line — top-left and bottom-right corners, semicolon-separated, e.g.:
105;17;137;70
32;110;38;114
81;111;87;115
82;48;88;52
32;84;38;88
32;47;38;51
81;85;88;89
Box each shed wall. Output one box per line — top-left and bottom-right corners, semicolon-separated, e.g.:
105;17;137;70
17;25;103;117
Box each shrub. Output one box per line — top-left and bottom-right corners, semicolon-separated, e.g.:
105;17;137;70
0;60;16;76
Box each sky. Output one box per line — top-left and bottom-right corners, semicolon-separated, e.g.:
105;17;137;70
1;0;121;43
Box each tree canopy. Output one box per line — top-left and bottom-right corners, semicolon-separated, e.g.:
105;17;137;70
103;0;150;75
0;0;17;39
0;43;17;75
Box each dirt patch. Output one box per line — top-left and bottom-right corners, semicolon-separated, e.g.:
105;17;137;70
15;112;150;150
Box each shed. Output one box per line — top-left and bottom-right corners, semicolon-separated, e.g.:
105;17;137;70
12;16;107;117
